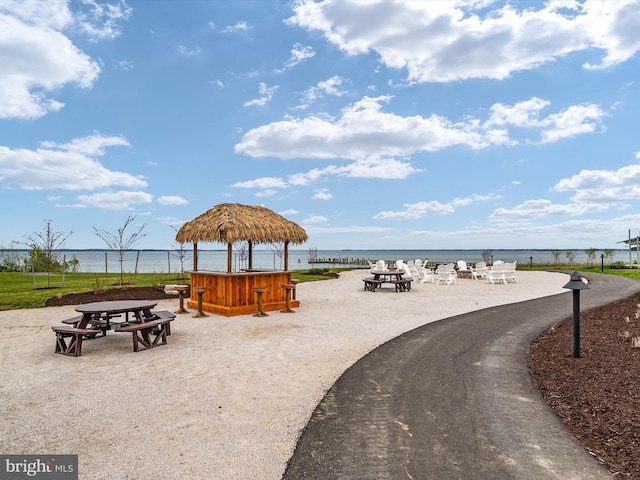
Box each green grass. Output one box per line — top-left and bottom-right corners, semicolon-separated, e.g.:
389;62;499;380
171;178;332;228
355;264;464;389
1;265;638;311
0;268;352;310
0;271;189;310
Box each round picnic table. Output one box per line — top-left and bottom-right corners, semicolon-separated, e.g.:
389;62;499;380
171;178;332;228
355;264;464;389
75;300;158;328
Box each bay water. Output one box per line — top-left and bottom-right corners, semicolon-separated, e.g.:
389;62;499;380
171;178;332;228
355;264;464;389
37;248;635;274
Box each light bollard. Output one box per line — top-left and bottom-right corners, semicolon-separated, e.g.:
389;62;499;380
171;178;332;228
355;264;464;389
562;271;590;358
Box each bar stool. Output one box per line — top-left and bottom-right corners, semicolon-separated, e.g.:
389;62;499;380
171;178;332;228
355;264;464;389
290;279;300;300
174;285;189;314
252;287;268;317
193;287;208;318
281;284;295;313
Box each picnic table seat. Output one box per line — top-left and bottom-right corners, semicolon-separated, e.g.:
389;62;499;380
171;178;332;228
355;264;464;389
114;318;172;352
61;315;107;338
51;326;103;357
363;277;383;291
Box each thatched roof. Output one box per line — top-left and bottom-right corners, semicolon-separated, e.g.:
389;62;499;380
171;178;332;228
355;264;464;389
175;203;308;245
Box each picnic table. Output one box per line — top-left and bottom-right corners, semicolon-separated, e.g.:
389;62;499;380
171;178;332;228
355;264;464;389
363;270;412;292
51;300;175;356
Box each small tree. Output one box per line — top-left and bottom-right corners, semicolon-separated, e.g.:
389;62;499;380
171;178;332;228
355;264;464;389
481;250;493;263
551;249;563;265
565;250;576;268
170;225;191;280
93;215;147;287
0;243;24;272
585;247;597;266
234;241;249;271
269;242;285;270
603;248;615;265
18;220;73;286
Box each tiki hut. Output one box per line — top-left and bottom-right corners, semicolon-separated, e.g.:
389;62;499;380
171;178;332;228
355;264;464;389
175;203;308;316
176;203;308;272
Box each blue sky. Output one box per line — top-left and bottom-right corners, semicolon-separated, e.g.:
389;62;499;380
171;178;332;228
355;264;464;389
2;0;640;251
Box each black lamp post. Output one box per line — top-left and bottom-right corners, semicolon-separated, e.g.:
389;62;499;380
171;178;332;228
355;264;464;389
530;256;533;270
601;253;604;272
562;271;590;358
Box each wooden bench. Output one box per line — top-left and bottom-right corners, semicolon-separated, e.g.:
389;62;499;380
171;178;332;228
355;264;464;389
390;279;412;292
363;278;383;291
51;326;103;357
62;313;120;336
149;310;176;335
114;318;172;352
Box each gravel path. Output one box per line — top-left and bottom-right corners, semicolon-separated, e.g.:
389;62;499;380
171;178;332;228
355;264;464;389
0;270;568;479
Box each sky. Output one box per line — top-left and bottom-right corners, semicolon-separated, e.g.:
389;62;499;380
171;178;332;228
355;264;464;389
2;0;640;251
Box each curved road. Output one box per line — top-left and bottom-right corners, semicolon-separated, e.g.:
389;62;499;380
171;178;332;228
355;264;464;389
284;273;640;480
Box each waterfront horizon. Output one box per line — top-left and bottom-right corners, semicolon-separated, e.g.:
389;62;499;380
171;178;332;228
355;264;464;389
3;248;636;274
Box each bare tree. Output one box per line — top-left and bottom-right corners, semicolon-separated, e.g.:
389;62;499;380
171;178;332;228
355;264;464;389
234;241;249;271
565;250;576;268
585;247;597;266
269;242;285;270
18;220;73;287
170;225;191;280
603;248;615;265
93;215;147;287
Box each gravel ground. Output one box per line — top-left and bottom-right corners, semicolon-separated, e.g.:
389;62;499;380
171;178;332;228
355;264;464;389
0;270;567;480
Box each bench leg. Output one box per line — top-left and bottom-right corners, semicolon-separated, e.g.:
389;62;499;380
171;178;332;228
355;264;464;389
130;324;168;352
55;332;83;357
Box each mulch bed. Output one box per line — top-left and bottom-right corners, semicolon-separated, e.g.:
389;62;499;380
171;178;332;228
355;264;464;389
529;292;640;478
45;286;176;307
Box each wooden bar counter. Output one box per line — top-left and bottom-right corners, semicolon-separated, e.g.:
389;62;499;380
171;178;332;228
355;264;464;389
187;269;300;316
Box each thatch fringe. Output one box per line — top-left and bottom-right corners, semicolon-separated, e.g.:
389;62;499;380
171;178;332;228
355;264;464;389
175;203;308;245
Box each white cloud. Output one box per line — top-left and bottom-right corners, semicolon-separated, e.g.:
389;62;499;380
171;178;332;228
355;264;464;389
255;189;277;197
279;209;298;215
223;21;249;33
74;0;133;41
236;95;601;161
74;190;153;210
297;75;347;109
374;193;501;220
0;13;99;118
0;134;146;190
0;0;130;119
554;161;640;204
288;0;640;83
301;215;327;224
244;82;279;107
177;45;201;56
312;188;332;200
538;103;607;143
276;43;315;73
232;177;288;189
157;196;188;206
375;200;454;220
490;199;605;221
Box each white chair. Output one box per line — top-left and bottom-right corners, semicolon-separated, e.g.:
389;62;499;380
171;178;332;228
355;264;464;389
457;260;470;274
435;264;457;285
415;259;423;268
503;262;518;283
399;262;414;280
487;263;507;285
471;262;488;280
416;265;434;283
375;260;387;272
